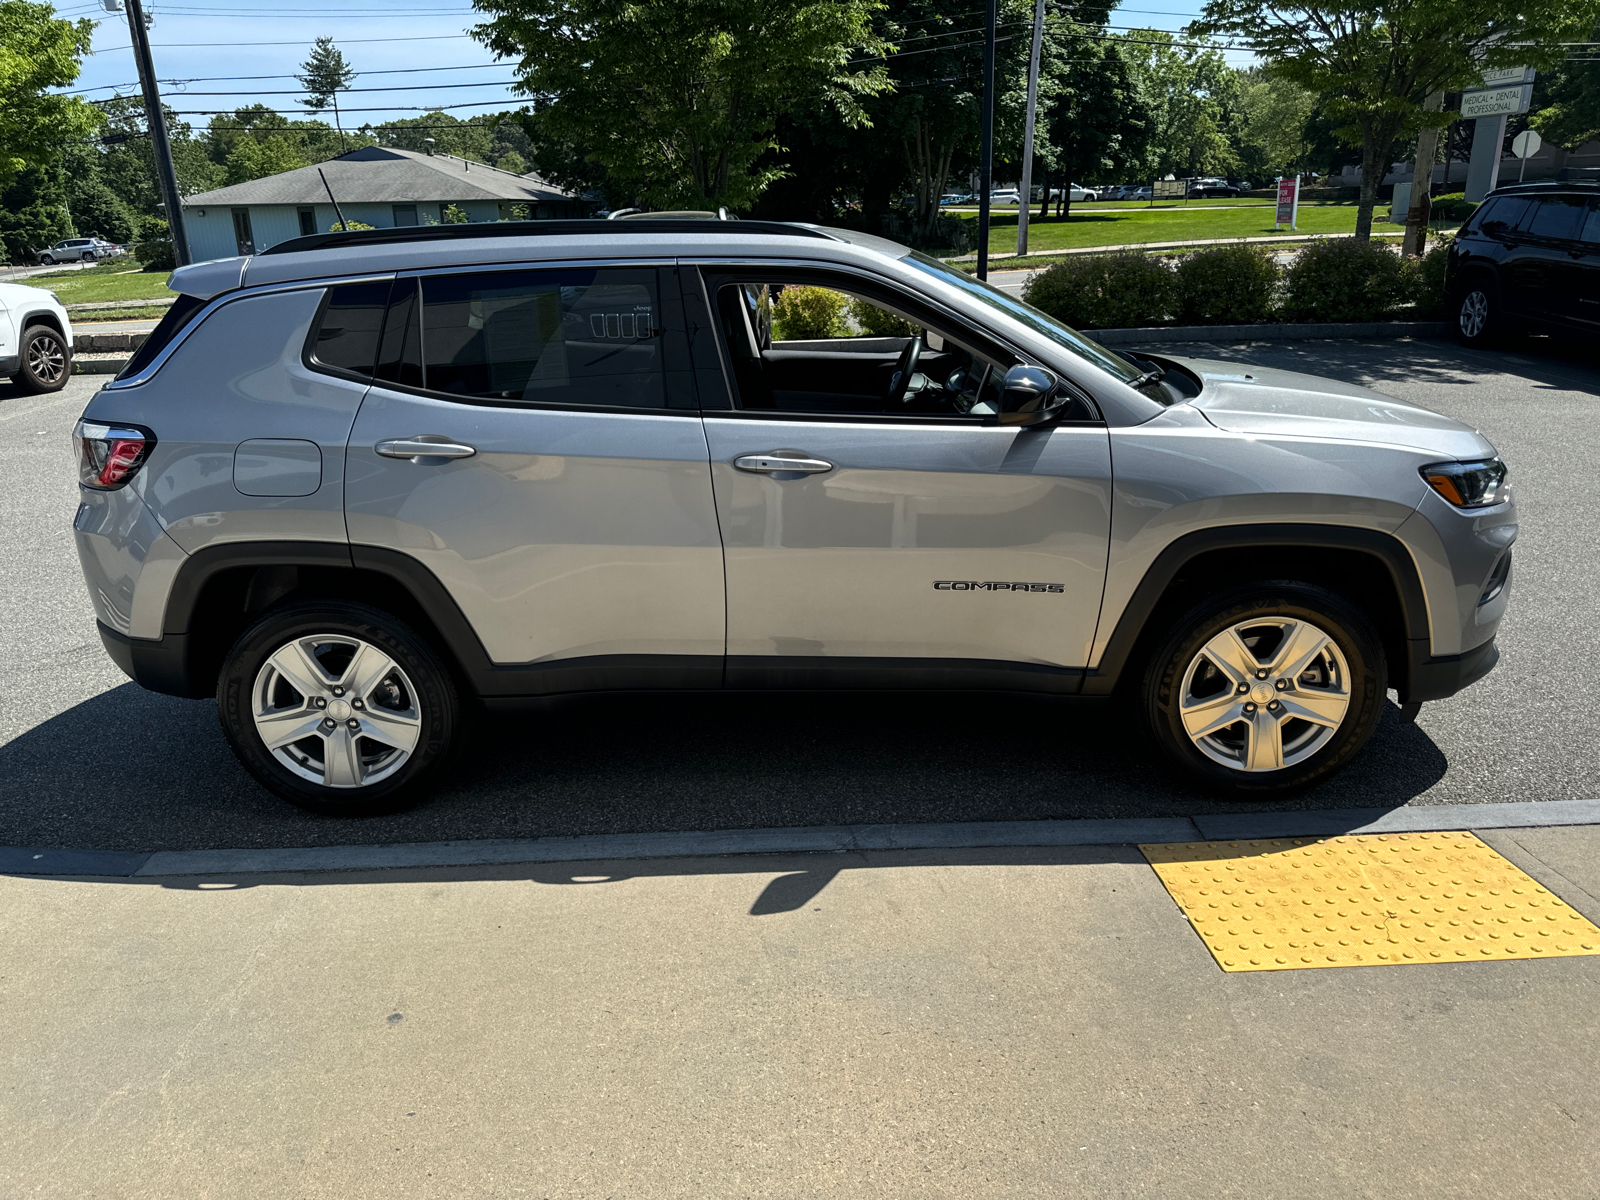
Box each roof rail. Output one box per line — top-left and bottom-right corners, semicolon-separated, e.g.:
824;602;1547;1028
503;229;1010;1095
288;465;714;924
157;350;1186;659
261;218;835;255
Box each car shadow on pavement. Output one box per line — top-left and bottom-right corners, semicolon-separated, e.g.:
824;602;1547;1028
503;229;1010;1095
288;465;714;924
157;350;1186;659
0;682;1448;854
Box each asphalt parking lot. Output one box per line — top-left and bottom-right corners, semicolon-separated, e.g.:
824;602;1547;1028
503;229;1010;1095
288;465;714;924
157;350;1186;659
2;335;1596;853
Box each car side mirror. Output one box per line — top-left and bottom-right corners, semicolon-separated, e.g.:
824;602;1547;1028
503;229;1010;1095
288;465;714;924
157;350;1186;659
996;365;1065;426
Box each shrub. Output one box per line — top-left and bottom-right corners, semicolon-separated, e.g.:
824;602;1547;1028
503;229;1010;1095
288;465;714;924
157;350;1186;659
1398;234;1453;317
1428;192;1478;223
133;215;174;272
1282;238;1406;322
848;296;916;337
1172;243;1280;324
772;285;847;340
1021;251;1175;330
327;219;376;231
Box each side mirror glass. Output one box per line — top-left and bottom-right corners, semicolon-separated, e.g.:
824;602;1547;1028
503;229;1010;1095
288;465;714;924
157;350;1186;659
997;364;1064;426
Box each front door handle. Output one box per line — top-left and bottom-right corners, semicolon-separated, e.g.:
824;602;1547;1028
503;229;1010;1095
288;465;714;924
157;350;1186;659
733;452;833;474
376;436;477;462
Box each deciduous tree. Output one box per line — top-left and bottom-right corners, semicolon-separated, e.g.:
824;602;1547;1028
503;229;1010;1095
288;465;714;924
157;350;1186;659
1191;0;1600;240
473;0;892;210
0;0;100;189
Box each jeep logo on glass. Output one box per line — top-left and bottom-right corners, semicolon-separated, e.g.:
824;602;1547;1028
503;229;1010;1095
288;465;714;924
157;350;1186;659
934;581;1065;593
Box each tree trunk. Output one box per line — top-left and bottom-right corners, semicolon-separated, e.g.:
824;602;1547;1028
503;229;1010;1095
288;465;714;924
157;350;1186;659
1037;166;1049;219
1355;118;1399;243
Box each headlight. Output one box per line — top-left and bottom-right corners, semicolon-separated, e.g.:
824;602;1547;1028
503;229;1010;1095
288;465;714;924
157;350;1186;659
1420;458;1507;508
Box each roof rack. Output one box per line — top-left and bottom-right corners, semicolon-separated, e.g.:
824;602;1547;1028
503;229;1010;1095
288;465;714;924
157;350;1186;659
1488;178;1600;194
261;218;834;256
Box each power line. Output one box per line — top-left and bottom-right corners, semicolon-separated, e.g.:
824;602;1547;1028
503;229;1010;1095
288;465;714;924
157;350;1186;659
93;77;520;99
89;32;474;52
63;61;509;94
169;97;523;114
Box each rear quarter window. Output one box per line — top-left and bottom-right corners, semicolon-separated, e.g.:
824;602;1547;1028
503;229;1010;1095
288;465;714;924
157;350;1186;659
306;280;390;379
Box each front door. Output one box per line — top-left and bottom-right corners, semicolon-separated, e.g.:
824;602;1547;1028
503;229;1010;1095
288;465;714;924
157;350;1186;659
694;268;1113;689
344;264;726;692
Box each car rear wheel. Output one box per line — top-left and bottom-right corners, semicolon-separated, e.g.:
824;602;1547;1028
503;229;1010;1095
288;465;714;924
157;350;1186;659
1455;280;1499;346
216;601;460;814
1143;583;1386;797
13;325;70;393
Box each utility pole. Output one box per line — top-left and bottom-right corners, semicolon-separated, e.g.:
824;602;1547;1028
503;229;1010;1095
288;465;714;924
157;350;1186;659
1015;0;1045;258
976;0;996;279
117;0;190;265
1401;91;1444;257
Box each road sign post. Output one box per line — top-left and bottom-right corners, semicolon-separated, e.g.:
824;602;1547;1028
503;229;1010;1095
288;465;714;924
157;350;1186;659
1511;129;1543;182
1275;176;1299;231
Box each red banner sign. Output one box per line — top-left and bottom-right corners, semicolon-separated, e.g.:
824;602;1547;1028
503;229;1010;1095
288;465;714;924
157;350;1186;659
1275;177;1298;225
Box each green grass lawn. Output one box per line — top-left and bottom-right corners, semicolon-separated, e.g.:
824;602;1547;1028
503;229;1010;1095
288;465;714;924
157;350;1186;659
28;265;174;304
958;204;1376;255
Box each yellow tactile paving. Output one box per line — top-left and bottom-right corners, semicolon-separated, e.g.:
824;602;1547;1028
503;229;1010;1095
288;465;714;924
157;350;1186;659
1141;831;1600;972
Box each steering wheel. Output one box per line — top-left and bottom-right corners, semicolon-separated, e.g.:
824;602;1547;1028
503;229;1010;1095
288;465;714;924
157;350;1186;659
885;331;923;406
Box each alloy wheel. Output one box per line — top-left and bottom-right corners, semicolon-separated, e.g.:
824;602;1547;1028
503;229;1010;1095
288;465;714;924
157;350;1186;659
1177;617;1351;773
1459;290;1488;339
26;333;66;386
251;633;422;788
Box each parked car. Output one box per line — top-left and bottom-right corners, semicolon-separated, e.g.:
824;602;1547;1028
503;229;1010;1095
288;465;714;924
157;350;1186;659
1188;178;1241;199
72;217;1514;810
0;281;73;393
1068;184;1100;203
989;189;1022;205
1446;180;1600;346
1124;185;1154;202
37;238;115;265
940;193;972;206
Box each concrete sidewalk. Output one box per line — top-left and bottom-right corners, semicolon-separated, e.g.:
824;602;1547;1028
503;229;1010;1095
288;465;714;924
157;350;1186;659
4;822;1599;1197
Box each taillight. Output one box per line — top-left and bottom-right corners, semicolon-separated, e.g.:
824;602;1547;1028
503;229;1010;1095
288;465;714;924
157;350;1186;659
74;420;155;490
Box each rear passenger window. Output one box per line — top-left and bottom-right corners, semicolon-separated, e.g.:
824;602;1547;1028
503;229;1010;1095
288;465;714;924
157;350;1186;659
309;280;390;377
1470;196;1531;236
416;267;668;408
1582;204;1600;244
1526;196;1588;241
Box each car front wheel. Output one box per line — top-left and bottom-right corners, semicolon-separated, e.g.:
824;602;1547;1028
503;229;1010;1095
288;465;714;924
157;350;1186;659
13;324;70;393
1144;583;1386;796
1455;281;1499;346
216;601;460;813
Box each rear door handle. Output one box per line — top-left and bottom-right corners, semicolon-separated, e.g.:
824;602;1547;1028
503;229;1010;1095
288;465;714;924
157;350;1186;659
733;452;833;474
376;437;477;461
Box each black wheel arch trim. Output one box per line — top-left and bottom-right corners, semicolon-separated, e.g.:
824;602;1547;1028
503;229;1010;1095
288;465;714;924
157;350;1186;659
1081;524;1436;700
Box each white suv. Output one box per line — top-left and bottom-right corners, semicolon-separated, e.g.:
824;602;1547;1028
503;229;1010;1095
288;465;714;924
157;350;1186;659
0;282;73;393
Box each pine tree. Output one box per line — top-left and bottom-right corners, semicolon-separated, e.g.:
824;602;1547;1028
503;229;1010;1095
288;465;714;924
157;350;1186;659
297;38;356;152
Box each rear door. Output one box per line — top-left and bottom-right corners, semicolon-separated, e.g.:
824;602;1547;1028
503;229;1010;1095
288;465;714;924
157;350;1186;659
1515;194;1592;324
343;263;725;693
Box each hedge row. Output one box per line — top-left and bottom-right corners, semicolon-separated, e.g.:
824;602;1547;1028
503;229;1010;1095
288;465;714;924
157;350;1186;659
1020;239;1452;330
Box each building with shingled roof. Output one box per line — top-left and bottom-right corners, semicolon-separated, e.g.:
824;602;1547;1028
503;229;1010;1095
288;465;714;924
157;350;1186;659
180;144;589;261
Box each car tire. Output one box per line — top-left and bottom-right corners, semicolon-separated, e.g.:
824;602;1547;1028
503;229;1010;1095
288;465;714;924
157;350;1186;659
216;601;460;814
13;324;71;393
39;254;54;265
1143;582;1386;797
1455;278;1500;346
81;251;95;262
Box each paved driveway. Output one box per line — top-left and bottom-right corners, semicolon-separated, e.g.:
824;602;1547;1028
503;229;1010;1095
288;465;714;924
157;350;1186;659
1;336;1596;854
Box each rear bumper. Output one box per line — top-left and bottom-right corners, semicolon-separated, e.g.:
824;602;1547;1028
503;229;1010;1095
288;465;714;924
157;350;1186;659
97;621;199;698
1404;636;1498;703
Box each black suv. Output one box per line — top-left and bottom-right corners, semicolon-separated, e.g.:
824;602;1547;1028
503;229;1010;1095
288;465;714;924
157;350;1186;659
1446;180;1600;345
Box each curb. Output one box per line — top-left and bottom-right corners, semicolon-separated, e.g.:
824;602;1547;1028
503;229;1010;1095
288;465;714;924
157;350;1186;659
4;798;1598;879
1089;321;1448;345
73;358;129;375
73;331;149;352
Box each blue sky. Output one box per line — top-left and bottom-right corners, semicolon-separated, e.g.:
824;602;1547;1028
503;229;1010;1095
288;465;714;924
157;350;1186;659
58;0;1253;136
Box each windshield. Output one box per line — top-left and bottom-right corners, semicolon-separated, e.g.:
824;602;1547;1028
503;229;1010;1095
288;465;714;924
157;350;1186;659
901;250;1152;388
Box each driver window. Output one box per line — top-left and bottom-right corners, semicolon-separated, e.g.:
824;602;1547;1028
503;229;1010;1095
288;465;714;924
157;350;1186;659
714;280;1007;418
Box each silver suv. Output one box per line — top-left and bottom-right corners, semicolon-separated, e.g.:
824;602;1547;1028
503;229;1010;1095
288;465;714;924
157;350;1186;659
71;220;1516;811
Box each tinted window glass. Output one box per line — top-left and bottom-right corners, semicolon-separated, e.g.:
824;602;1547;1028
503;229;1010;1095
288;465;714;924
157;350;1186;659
418;267;665;408
1472;196;1532;236
310;280;389;377
1527;195;1587;240
1580;202;1600;245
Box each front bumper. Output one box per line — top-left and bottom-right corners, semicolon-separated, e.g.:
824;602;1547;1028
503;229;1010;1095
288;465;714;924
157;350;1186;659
1404;636;1498;703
